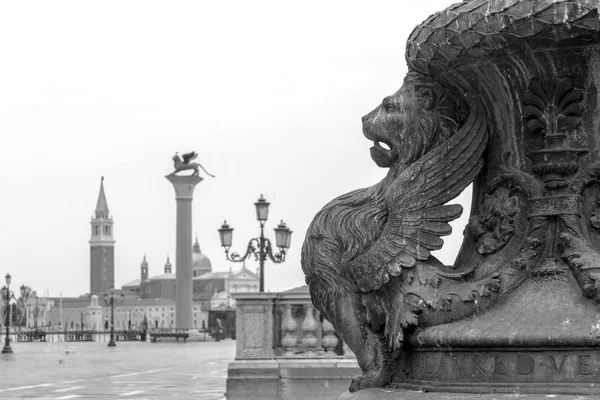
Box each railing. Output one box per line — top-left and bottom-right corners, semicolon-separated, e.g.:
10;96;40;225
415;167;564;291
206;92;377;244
0;327;145;343
17;330;47;342
233;289;354;360
114;330;142;341
274;290;345;358
65;330;94;342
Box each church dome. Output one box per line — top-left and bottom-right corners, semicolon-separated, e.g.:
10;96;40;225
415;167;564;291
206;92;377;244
192;237;212;276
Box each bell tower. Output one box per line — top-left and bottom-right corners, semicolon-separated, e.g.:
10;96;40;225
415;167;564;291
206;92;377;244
89;176;115;294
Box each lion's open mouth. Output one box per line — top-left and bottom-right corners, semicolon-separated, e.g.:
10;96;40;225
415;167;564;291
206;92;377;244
363;126;397;167
363;127;394;153
374;140;393;151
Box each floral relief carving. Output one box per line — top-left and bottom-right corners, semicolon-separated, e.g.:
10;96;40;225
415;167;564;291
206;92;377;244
467;187;519;255
523;78;584;136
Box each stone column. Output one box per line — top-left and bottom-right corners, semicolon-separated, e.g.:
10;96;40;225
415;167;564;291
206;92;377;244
165;175;202;330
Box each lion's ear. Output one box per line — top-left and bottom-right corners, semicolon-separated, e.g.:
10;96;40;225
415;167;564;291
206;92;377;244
415;87;435;110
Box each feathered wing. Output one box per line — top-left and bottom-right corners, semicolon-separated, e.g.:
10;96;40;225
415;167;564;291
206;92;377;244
182;151;198;164
350;94;488;293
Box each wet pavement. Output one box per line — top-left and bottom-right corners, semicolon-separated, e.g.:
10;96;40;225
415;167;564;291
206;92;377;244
0;339;235;399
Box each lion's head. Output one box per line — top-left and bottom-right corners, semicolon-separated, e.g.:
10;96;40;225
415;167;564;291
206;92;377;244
362;72;466;168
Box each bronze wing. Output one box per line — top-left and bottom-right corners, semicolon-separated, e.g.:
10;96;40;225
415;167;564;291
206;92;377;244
350;94;488;293
182;151;198;164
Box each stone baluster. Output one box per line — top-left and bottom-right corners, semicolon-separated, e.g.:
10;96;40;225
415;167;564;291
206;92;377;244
300;304;318;357
321;318;339;356
280;304;298;357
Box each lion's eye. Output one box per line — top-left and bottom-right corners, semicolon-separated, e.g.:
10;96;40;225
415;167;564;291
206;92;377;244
384;104;398;113
381;96;399;113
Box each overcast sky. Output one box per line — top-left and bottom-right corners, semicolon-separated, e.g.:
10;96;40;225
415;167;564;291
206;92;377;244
0;0;464;297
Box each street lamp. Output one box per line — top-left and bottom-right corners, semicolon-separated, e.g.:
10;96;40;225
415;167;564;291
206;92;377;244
2;274;16;354
218;195;293;292
104;287;125;347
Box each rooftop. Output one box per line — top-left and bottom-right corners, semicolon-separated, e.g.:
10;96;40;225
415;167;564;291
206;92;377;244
122;279;141;288
95;176;109;214
149;273;176;281
193;272;230;280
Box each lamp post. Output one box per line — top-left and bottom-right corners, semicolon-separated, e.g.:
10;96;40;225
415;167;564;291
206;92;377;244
103;286;124;347
218;195;293;292
2;274;16;354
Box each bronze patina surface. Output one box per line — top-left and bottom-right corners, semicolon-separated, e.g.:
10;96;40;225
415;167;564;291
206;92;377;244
168;151;215;178
302;0;600;396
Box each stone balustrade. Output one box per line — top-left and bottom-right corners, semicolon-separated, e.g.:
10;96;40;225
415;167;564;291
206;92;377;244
273;288;345;358
227;287;359;400
233;288;350;360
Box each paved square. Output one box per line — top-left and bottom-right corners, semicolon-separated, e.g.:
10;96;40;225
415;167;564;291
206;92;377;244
0;339;235;400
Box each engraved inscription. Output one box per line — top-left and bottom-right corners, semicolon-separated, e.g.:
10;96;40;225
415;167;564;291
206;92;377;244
494;356;507;376
473;355;487;376
579;355;592;376
549;355;567;374
413;351;600;383
517;355;534;376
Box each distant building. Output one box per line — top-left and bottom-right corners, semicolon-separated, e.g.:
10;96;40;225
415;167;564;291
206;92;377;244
192;239;212;277
36;178;259;331
89;177;115;295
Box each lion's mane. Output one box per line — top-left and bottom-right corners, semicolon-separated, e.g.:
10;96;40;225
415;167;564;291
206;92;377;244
400;72;467;167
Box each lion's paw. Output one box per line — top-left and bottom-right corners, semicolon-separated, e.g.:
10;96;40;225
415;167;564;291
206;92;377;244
349;375;389;393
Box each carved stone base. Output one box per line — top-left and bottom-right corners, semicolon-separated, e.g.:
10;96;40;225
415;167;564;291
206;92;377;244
338;389;596;400
391;270;600;395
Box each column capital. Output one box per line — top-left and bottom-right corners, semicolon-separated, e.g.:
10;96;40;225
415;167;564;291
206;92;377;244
165;175;203;200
